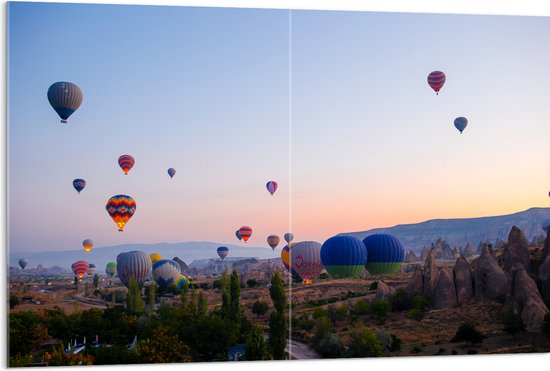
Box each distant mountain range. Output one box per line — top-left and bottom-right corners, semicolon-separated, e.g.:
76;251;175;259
341;207;550;254
9;241;278;274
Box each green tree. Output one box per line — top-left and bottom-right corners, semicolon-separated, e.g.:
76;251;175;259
313;316;332;344
230;269;241;321
502;312;526;339
137;326;191;363
9;311;50;357
346;325;384;357
252;300;269;317
93;274;99;291
370;299;390;324
73;275;79;292
126;277;145;314
268;271;287;360
148;283;156;313
220;271;231;319
9;294;19;309
197;290;208;317
180;282;189;309
319;333;345;358
245;324;271;360
353;300;370;315
451;323;485;346
312;307;328;319
247;278;258;288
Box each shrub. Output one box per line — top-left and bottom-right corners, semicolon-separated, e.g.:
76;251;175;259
346;325;384;357
451;323;485;345
313;317;332;344
9;294;19;309
312;307;328;319
370;299;390;324
319;333;345;358
212;280;222;289
246;279;258;288
410;346;423;353
390;288;412;312
251;301;269;317
319;273;329;280
390;334;402;352
502;311;526;339
353;300;370;315
369;281;379;291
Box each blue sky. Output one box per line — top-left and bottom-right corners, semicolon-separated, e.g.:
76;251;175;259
8;2;550;253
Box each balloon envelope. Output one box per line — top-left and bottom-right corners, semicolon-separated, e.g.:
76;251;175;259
87;264;96;275
168;168;176;178
284;233;294;244
118;155;135;175
82;239;93;253
150;253;162;264
174;275;189;290
320;235;367;278
47;82;83;123
239;226;252;242
291;241;324;281
235;230;242;241
217;246;229;260
105;262;117;277
267;235;280;250
427;71;446;95
18;258;28;269
152;259;181;288
116;251;151;287
71;260;89;279
454;117;468;134
105;195;136;231
73;179;86;194
266;181;278;196
362;234;405;275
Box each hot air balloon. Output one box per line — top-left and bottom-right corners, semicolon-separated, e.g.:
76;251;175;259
320;235;367;279
116;251;151;287
362;234;405;275
150;253;162;264
18;258;28;270
238;226;252;243
105;195;136;231
284;233;294;244
71;260;89;279
281;243;298;276
454;117;468;134
174;275;189;290
235;230;242;241
152;259;181;289
267;235;280;250
73;179;86;194
427;71;446;95
118;155;135;175
291;241;324;282
105;262;117;277
168;168;176;179
82;239;93;253
47;82;83;123
217;246;229;261
87;264;96;276
266;181;278;196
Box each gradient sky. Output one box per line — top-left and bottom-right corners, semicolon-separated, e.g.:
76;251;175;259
8;2;550;253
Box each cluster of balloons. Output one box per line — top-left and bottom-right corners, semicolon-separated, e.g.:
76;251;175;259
427;71;468;134
280;233;405;282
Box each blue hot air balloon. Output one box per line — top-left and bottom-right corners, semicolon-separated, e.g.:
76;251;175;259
320;235;367;278
116;251;152;287
168;168;176;179
217;246;229;261
152;259;181;288
73;179;86;194
18;258;29;270
454;117;468;134
47;82;83;123
362;234;405;275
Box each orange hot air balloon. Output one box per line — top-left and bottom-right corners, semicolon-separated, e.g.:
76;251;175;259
71;260;89;279
82;239;93;253
105;195;136;232
238;226;252;243
267;235;280;250
118;155;135;175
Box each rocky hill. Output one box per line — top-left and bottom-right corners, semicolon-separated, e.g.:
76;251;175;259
341;207;550;254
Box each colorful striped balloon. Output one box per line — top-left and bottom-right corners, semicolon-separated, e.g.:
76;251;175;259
71;260;89;279
167;168;176;178
238;226;252;243
267;235;280;250
105;262;117;277
105;195;136;232
73;179;86;194
280;243;296;275
427;71;446;95
320;236;367;279
116;251;151;287
291;241;324;282
174;275;189;290
82;239;94;253
87;264;96;276
362;234;405;275
152;259;181;289
118;155;135;175
47;82;83;123
266;181;278;196
217;246;229;261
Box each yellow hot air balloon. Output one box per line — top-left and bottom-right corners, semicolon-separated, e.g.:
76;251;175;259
150;253;162;264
